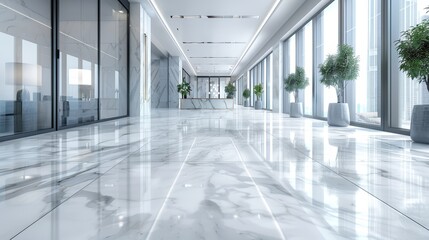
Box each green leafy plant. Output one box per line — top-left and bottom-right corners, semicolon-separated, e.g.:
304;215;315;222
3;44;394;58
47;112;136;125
284;67;309;103
395;19;429;93
319;44;360;103
253;84;264;101
242;89;251;99
224;82;236;99
177;77;191;98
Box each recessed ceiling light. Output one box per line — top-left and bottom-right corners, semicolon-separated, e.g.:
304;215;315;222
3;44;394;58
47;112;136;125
118;10;124;13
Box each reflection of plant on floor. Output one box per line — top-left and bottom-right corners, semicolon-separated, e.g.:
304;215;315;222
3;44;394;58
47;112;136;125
224;82;236;99
177;77;191;99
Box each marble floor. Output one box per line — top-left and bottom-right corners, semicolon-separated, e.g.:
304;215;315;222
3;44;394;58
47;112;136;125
1;107;429;239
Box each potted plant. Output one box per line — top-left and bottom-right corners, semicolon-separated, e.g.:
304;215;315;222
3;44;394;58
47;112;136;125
319;44;359;127
242;89;250;107
396;18;429;144
224;82;236;99
285;66;309;118
253;84;264;110
177;77;191;99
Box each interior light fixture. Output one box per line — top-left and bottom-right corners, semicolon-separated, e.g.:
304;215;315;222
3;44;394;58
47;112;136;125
183;41;246;44
190;57;237;59
171;15;259;19
230;0;281;76
149;0;197;76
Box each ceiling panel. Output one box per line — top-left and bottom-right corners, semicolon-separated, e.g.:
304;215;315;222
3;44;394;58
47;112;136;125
153;0;276;76
185;44;246;58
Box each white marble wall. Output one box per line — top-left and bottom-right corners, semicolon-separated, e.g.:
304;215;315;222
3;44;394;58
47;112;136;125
130;2;151;117
272;43;283;113
151;58;169;108
189;76;198;98
168;56;182;108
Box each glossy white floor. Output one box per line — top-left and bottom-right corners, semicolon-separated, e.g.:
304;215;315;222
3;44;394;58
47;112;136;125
1;107;429;239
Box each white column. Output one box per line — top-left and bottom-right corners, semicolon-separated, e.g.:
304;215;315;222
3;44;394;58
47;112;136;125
272;42;283;113
129;2;151;117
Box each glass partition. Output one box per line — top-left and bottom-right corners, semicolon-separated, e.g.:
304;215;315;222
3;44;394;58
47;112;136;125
59;0;99;127
100;0;128;119
0;0;52;137
209;77;219;98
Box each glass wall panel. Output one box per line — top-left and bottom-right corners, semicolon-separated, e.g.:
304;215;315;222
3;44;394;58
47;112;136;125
100;0;128;119
303;22;313;115
314;0;338;118
390;0;429;129
197;77;209;98
250;69;254;106
220;77;228;98
345;0;381;125
0;0;52;137
266;54;273;110
287;35;297;109
282;40;290;113
59;0;98;127
209;77;219;98
262;59;267;109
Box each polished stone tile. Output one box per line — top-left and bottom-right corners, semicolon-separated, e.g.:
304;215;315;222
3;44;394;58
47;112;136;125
2;107;429;239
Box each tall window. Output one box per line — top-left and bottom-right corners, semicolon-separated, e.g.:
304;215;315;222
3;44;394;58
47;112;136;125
250;54;272;110
390;0;429;129
345;0;381;126
0;0;52;137
314;0;338;118
297;22;313;115
282;35;297;114
266;53;274;110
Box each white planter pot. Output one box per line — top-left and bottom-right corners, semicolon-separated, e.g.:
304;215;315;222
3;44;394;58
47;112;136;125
290;102;303;118
410;104;429;144
254;100;262;110
244;100;249;107
327;103;350;127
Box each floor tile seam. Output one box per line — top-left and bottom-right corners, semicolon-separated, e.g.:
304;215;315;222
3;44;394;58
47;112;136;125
243;126;429;232
230;138;287;240
286;135;429;232
9;141;151;240
144;137;197;240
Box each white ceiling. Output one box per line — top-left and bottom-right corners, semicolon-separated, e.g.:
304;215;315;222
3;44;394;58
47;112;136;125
143;0;307;77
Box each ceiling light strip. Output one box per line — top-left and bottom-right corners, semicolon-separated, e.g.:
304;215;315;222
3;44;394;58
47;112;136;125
190;57;237;59
230;0;281;76
183;42;246;44
171;15;259;19
149;0;197;76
